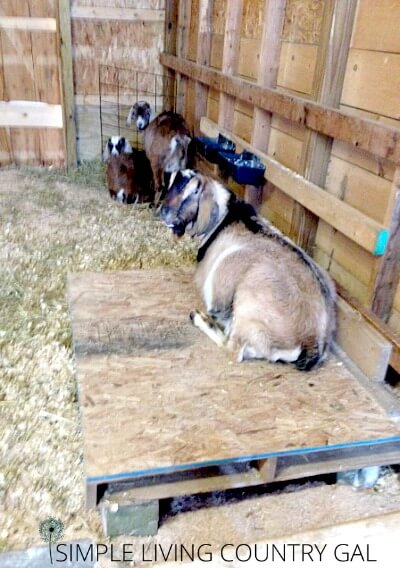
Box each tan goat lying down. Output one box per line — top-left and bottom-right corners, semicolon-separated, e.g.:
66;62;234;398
161;170;336;371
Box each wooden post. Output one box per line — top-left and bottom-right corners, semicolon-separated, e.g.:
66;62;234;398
195;0;213;134
176;0;191;116
290;0;357;253
164;0;179;111
251;0;286;152
58;0;77;170
371;174;400;321
217;0;243;131
247;0;286;209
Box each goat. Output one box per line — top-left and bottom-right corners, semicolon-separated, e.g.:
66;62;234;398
104;140;153;204
102;135;132;161
126;101;192;205
160;170;336;371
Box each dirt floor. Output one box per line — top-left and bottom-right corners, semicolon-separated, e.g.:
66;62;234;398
1;165;400;564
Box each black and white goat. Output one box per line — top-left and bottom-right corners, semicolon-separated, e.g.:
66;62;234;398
161;170;336;371
102;136;133;161
126;101;192;205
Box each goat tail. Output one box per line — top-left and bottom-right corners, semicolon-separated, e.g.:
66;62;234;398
294;342;326;372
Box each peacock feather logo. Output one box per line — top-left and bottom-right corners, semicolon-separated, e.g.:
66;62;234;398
39;517;64;565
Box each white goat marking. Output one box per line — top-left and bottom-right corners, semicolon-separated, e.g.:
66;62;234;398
270;346;302;363
203;244;243;311
192;312;226;347
212;181;230;215
136;116;147;130
116;189;125;203
164;136;182;173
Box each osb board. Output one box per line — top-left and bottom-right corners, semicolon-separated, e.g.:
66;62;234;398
241;0;264;39
351;0;400;53
341;50;400;120
282;0;325;44
68;268;400;481
71;20;165;95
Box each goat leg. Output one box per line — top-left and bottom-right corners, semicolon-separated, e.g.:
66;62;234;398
190;310;227;347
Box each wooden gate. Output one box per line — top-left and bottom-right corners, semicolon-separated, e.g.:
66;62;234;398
0;0;75;168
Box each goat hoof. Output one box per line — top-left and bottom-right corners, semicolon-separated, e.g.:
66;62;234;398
189;310;198;323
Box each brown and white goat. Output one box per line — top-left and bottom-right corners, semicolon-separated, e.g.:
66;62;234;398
103;137;153;204
161;170;336;371
126;101;192;205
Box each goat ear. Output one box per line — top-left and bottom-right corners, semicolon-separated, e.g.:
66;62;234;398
193;178;218;235
103;141;111;162
126;107;134;127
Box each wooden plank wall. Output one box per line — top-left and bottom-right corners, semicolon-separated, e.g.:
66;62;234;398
168;0;400;340
0;0;66;167
71;0;166;160
315;0;400;313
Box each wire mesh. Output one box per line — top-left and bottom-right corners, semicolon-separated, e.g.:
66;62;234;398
99;64;178;153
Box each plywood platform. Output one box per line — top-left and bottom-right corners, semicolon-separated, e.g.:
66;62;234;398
68;268;400;507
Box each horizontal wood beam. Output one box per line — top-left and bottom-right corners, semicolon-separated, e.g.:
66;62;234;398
200;116;389;257
71;6;164;22
0;17;57;31
161;53;400;164
0;101;63;128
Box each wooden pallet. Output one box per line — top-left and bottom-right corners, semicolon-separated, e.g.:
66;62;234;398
68;268;400;525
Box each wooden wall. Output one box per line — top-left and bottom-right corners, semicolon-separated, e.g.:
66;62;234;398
0;0;68;167
163;0;400;343
71;0;166;160
315;0;400;318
